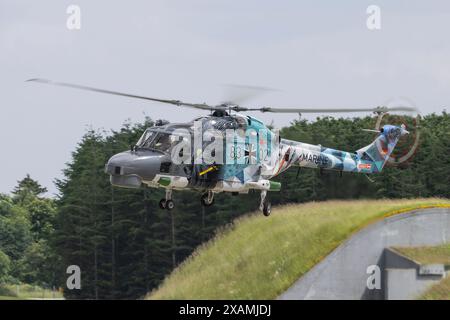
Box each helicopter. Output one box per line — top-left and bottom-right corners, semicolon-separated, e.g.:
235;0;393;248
28;79;416;216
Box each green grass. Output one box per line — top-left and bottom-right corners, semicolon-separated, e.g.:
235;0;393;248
391;244;450;265
420;276;450;300
148;198;450;300
0;295;20;300
0;284;63;300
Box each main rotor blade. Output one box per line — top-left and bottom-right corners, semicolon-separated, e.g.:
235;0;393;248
27;78;419;115
221;84;279;105
249;106;418;113
26;78;216;111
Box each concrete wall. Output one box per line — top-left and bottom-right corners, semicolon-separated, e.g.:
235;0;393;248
383;248;445;299
278;208;450;300
385;269;442;300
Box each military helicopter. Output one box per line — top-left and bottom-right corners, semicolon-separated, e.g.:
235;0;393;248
28;79;416;216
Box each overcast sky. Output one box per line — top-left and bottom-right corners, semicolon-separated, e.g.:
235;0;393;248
1;0;449;196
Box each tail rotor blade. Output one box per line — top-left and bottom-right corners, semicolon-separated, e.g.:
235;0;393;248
362;129;381;133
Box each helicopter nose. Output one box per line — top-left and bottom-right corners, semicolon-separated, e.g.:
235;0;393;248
105;151;163;188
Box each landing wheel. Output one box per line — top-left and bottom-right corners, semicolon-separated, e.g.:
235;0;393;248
159;199;166;210
160;189;174;210
165;200;175;210
200;192;214;207
259;190;271;217
262;200;271;217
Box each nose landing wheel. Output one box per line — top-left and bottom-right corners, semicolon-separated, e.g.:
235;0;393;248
262;200;271;216
259;190;271;217
159;189;175;210
159;199;167;209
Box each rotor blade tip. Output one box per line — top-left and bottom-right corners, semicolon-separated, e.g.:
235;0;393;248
26;78;49;83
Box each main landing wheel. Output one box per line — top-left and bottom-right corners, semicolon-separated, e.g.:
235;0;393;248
262;200;271;217
159;199;175;210
165;200;175;210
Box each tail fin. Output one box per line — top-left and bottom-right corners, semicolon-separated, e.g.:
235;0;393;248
356;124;408;173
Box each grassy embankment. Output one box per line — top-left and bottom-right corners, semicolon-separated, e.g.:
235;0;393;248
392;244;450;265
421;277;450;300
148;198;450;300
0;284;63;300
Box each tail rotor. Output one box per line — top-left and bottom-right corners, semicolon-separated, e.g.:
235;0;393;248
360;98;420;166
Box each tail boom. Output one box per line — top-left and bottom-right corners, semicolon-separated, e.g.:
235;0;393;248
274;124;407;176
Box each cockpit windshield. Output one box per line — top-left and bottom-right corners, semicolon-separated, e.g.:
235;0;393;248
136;129;157;149
150;132;174;152
136;129;185;153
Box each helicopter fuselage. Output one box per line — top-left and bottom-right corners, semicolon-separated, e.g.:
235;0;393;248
105;114;405;199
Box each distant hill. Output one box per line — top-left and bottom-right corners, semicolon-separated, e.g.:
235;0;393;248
147;198;450;299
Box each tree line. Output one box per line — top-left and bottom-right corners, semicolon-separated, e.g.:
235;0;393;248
1;112;449;299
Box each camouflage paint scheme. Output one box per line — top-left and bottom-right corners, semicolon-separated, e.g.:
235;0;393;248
106;114;406;194
213;120;404;192
276;124;404;176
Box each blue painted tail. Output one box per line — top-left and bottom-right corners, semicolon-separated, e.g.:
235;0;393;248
356;124;408;173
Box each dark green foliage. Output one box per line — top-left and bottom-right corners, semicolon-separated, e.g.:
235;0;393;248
0;176;57;287
12;174;48;205
0;249;11;283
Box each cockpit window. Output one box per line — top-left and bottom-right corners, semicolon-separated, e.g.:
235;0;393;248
151;133;174;152
136;129;157;149
136;130;185;153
